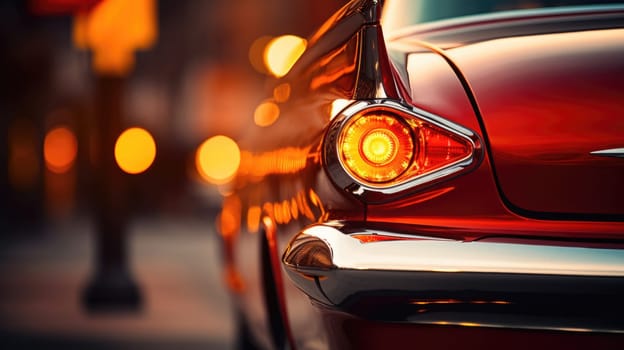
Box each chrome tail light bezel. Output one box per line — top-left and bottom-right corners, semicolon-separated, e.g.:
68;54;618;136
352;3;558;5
323;99;483;202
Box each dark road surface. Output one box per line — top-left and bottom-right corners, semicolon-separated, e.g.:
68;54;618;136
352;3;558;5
0;218;235;349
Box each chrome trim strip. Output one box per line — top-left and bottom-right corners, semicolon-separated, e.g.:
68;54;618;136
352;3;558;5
323;99;483;203
283;222;624;333
286;224;624;277
590;148;624;158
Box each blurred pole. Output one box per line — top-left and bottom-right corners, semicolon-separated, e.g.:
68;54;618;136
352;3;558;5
67;0;157;312
82;75;141;311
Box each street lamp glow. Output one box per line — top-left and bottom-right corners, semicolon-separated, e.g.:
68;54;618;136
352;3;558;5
114;127;156;174
196;135;241;184
44;126;78;174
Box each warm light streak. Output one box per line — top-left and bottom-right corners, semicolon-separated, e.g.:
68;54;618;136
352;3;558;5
352;234;414;243
290;198;299;220
264;35;307;78
310;64;356;91
196;135;241;184
44;126;78;174
256;188;321;229
238;146;312;178
219;194;241;238
459;322;481;327
246;205;262;233
114;127;156;174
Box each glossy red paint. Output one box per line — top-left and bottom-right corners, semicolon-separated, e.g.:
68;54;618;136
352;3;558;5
221;1;624;348
367;10;624;242
448;28;624;217
389;6;624;219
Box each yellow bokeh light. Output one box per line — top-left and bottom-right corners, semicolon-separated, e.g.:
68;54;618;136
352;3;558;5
44;126;78;174
254;100;280;127
196;135;241;184
264;35;307;78
114;127;156;174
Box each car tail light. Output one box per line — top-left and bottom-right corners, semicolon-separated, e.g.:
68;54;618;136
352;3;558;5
325;100;481;201
340;113;414;183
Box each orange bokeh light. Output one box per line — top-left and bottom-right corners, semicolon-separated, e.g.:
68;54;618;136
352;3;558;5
253;100;280;127
114;127;156;174
44;126;78;174
248;35;272;74
273;83;291;103
196;135;241;184
264;35;307;78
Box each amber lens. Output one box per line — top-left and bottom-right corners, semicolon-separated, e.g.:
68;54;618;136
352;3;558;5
340;113;414;183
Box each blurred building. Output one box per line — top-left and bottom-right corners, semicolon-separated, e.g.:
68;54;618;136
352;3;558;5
1;0;346;233
0;0;346;347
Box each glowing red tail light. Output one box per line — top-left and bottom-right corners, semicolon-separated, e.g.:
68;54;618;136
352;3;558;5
325;101;481;200
418;123;473;174
340;113;414;183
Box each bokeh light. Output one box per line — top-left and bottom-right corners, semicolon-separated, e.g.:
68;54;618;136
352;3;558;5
44;126;78;174
114;127;157;174
264;35;307;78
73;0;157;75
196;135;241;184
248;35;272;74
273;82;291;103
253;100;280;127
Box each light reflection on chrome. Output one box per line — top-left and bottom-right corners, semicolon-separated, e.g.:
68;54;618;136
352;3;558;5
422;320;596;334
283;222;624;334
590;147;624;158
285;223;624;276
227;187;325;236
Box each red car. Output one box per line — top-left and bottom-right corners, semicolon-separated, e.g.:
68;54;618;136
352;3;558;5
220;0;624;349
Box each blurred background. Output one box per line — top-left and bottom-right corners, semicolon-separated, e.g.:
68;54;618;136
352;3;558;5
0;0;345;348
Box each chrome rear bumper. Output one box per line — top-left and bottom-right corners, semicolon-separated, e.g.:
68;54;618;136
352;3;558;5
282;222;624;333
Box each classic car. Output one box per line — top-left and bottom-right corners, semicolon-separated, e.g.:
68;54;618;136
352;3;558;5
219;0;624;349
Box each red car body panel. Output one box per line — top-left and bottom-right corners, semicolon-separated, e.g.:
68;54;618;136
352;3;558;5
221;1;624;349
449;28;624;217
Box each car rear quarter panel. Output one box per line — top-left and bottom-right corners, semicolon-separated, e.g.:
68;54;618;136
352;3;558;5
446;28;624;218
224;2;624;348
